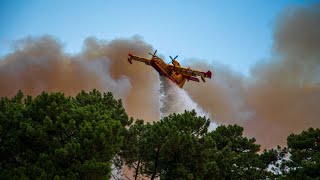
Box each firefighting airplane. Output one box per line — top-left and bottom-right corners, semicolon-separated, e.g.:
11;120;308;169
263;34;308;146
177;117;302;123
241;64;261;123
128;50;212;88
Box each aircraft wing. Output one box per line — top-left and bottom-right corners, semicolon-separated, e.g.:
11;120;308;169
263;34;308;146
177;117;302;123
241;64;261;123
128;53;151;65
168;65;212;82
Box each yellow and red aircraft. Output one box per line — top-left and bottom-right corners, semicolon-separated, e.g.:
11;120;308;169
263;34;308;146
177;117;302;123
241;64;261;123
128;50;212;88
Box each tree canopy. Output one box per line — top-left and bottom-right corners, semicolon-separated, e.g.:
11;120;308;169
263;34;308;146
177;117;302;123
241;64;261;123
121;111;280;179
1;90;319;179
281;128;320;179
0;90;129;179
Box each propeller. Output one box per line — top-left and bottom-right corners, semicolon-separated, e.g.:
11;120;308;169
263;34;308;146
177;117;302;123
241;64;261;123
169;55;178;65
169;55;178;61
148;50;158;58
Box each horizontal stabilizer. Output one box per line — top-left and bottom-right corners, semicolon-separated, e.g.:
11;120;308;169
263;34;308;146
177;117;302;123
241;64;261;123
187;76;200;82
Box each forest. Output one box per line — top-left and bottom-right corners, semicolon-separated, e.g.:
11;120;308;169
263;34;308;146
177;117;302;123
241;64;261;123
0;90;319;179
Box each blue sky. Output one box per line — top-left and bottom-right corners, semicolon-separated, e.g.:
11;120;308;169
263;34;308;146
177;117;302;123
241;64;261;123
0;0;310;75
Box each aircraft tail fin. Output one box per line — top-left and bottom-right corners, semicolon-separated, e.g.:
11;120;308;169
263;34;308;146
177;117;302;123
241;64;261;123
205;71;212;78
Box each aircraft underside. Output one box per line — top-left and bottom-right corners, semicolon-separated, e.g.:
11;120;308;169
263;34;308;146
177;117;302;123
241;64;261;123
152;60;187;88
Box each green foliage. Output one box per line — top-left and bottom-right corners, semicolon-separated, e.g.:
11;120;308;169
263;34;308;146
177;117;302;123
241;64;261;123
2;90;319;179
120;119;148;179
121;110;211;179
121;110;275;180
281;128;320;179
207;125;276;179
0;89;129;179
157;111;211;179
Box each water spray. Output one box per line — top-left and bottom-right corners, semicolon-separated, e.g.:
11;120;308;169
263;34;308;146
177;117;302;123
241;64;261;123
159;76;218;130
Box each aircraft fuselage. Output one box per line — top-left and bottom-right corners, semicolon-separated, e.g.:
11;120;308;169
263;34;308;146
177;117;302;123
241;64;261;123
150;58;186;88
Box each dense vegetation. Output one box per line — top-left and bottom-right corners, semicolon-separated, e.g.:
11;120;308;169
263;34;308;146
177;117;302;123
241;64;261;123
0;90;319;179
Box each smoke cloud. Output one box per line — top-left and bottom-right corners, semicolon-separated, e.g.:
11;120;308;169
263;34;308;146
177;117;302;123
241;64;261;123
1;4;319;148
244;4;320;147
185;4;320;148
0;36;160;121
